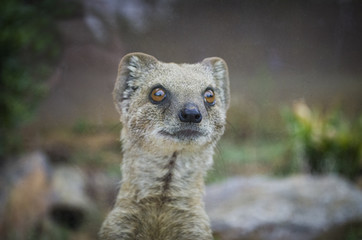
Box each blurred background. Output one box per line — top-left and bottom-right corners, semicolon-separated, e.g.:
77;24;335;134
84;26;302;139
1;0;362;239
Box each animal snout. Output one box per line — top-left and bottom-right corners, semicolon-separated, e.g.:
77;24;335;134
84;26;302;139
178;103;202;123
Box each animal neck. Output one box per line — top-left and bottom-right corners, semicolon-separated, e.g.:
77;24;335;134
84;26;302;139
118;141;214;203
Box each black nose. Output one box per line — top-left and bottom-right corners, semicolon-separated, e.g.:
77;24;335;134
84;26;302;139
178;103;202;123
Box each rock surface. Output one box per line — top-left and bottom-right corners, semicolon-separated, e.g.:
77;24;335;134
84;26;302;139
50;165;94;230
0;151;52;238
0;151;99;238
205;175;362;240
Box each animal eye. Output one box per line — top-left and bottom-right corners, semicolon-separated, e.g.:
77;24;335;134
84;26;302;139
150;87;166;103
204;89;215;105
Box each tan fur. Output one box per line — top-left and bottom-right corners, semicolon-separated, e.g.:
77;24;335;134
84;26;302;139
99;53;230;240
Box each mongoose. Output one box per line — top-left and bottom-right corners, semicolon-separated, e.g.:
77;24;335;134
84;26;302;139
99;52;230;240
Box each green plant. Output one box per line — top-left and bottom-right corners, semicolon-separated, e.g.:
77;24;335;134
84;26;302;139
284;101;362;180
206;139;289;183
0;0;79;159
72;119;98;135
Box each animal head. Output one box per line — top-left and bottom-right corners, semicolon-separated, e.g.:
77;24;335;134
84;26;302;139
113;52;230;153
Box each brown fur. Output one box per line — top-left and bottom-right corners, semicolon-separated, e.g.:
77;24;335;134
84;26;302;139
99;53;230;239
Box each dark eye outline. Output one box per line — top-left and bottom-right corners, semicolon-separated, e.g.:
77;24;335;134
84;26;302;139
203;88;215;106
149;86;167;104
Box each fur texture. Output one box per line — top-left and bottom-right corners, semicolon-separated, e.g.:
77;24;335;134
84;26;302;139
99;53;230;240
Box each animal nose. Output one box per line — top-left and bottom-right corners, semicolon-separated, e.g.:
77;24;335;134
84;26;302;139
178;103;202;123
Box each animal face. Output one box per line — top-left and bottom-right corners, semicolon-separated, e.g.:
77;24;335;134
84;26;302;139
113;53;230;152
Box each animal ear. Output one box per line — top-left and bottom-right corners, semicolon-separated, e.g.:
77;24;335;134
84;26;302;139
113;52;158;115
201;57;230;110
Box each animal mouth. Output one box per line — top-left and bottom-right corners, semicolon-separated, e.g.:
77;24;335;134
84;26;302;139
159;128;205;139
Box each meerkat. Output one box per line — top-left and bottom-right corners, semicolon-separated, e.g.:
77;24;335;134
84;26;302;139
99;52;230;240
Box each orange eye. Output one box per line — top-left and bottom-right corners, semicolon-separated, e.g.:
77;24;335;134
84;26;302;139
204;89;215;105
150;87;166;103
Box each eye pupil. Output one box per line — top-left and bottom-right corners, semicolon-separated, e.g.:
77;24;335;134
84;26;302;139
155;90;163;96
204;89;215;105
150;87;166;103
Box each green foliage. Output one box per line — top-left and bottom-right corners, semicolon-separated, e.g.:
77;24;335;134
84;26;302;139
72;119;98;135
0;0;79;159
345;223;362;240
206;139;289;183
284;101;362;179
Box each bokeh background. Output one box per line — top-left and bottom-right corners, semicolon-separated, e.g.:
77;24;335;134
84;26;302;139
1;0;362;239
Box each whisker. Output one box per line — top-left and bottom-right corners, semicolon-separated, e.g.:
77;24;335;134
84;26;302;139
226;119;237;133
213;141;228;180
108;122;122;132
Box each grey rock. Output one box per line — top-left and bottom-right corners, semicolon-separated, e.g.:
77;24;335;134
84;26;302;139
205;175;362;240
51;166;92;208
50;165;93;230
